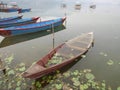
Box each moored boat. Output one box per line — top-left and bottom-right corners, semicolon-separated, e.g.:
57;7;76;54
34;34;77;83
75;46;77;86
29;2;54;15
0;17;39;28
0;17;66;37
0;1;19;13
0;25;66;48
18;8;31;13
0;15;22;23
22;32;94;79
0;1;31;13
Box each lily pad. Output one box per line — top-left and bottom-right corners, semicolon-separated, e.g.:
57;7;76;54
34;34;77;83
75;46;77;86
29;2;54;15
18;66;26;72
15;87;21;90
81;55;86;58
19;63;25;66
73;80;80;86
85;73;95;80
5;54;14;64
117;87;120;90
7;70;15;75
107;59;114;65
55;84;62;90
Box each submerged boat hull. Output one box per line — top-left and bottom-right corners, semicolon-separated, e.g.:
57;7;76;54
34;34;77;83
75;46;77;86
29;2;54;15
22;32;94;79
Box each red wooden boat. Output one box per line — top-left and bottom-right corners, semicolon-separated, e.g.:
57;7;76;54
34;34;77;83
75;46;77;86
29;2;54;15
22;32;94;79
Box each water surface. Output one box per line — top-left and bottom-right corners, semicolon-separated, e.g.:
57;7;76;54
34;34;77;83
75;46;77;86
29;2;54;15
0;0;120;89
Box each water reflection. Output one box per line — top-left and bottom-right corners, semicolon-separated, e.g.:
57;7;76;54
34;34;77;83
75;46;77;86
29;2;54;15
0;25;66;48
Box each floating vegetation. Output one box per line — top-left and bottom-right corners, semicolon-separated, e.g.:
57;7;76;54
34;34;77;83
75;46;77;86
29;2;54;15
43;69;114;90
0;53;120;90
99;52;116;66
117;87;120;90
81;55;86;58
0;54;32;90
46;53;63;67
107;59;114;65
99;52;107;57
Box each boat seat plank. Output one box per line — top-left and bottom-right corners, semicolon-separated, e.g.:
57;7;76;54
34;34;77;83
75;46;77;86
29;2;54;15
26;64;45;74
67;44;86;51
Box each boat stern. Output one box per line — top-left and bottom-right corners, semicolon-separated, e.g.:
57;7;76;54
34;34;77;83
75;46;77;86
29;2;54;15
0;29;11;37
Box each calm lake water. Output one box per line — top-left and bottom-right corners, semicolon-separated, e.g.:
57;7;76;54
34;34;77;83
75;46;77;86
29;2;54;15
0;0;120;89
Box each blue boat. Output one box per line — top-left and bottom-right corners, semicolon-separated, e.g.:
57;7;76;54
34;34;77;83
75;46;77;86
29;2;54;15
0;15;22;23
18;8;31;13
0;17;66;37
0;17;39;28
0;1;30;13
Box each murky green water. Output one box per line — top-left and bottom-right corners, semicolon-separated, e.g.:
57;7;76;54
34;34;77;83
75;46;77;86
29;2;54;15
0;0;120;89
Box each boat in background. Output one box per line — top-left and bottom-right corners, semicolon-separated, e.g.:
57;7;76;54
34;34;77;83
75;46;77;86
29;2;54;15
0;15;22;23
22;32;94;79
0;25;66;48
18;8;31;14
75;2;81;10
0;17;66;37
0;17;39;28
90;5;96;9
0;1;31;13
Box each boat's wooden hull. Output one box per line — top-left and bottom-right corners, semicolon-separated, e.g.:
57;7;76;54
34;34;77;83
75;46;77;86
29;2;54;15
0;17;66;37
22;32;94;79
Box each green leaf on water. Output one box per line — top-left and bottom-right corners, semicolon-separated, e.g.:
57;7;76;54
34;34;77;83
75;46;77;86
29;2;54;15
83;84;89;89
104;54;107;57
19;63;25;66
81;55;86;58
80;85;84;90
102;82;106;87
5;54;14;64
117;87;120;90
63;71;70;77
17;81;21;86
18;66;26;72
55;84;62;90
36;81;41;88
73;70;79;76
7;70;15;75
73;80;80;86
85;73;95;80
15;87;21;90
107;59;114;65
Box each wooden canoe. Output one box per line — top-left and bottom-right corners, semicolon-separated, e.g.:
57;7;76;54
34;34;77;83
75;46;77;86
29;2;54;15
22;32;94;79
0;17;39;28
0;17;66;37
0;15;22;23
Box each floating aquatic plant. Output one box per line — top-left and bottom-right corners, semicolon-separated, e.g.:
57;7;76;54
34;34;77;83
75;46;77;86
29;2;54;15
85;72;95;80
107;59;114;65
0;54;33;90
99;52;107;57
117;87;120;90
